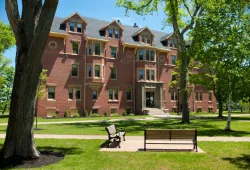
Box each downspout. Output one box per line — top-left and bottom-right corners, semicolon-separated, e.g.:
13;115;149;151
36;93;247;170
84;39;89;112
133;47;138;115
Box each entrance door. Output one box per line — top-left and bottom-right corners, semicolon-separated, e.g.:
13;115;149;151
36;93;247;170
146;91;154;107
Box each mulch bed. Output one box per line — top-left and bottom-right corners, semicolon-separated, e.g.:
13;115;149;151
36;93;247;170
0;151;64;169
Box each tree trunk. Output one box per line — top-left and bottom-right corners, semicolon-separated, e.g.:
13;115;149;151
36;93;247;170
2;51;41;159
225;75;231;131
218;100;223;117
2;104;7;115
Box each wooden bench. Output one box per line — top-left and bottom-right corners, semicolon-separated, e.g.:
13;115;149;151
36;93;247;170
144;129;198;152
105;124;126;148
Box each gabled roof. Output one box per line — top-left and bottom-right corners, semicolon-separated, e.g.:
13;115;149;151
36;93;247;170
50;15;172;51
61;12;88;24
99;20;124;31
132;27;155;37
160;32;174;42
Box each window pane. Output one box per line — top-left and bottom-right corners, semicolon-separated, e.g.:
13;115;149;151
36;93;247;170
139;69;144;80
72;42;78;54
72;64;78;77
114;29;119;39
69;22;74;31
169;39;173;47
110;47;117;58
173;39;177;48
88;43;92;55
93;90;97;100
146;35;151;44
151;70;155;81
172;55;176;65
114;89;118;100
75;88;81;99
146;50;150;60
68;87;73;99
48;87;55;99
95;43;100;55
109;89;113;100
142;35;145;42
127;89;132;100
139;50;143;60
209;92;212;101
110;68;116;79
200;92;203;101
77;23;82;33
146;70;150;80
88;65;92;77
94;65;100;78
108;28;113;37
171;92;175;101
196;92;199;101
150;51;154;61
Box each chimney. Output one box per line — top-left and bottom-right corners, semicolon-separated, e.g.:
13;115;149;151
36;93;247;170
117;20;120;24
133;23;138;28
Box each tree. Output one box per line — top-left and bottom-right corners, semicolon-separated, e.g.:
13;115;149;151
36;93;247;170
0;66;14;114
1;0;59;160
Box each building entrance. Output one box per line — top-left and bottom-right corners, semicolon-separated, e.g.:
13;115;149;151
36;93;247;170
146;91;155;107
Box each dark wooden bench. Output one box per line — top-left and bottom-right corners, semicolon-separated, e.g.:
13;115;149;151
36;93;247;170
105;124;126;148
144;129;198;152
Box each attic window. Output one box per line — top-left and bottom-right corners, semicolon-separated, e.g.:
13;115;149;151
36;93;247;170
114;29;119;39
77;23;82;33
108;28;113;38
69;22;74;32
59;24;66;30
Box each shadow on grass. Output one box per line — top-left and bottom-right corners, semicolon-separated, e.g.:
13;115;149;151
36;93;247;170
54;118;250;137
37;146;83;155
222;154;250;169
100;140;120;148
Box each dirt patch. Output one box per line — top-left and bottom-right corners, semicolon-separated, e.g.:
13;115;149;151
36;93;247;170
0;151;64;169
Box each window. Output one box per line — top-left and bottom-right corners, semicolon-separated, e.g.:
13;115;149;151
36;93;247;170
75;88;81;100
169;39;173;47
209;92;212;101
146;35;151;44
142;35;145;43
110;67;117;80
95;43;101;55
48;87;55;100
94;65;100;78
108;28;113;38
127;89;132;100
146;50;150;60
146;70;150;81
88;65;92;78
92;90;98;100
110;47;117;58
171;92;177;101
69;22;74;32
172;55;176;65
72;42;79;54
71;64;78;77
92;109;99;114
88;43;92;55
114;29;119;39
151;70;155;81
173;40;177;48
68;87;73;100
150;51;155;61
139;50;143;60
139;69;144;80
109;89;118;100
172;74;176;81
126;108;132;114
60;23;66;30
77;23;82;33
196;92;203;101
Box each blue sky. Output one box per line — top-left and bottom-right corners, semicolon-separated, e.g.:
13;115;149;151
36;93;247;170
0;0;173;66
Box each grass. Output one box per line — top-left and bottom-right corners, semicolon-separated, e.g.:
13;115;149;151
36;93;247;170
1;139;249;170
0;117;249;137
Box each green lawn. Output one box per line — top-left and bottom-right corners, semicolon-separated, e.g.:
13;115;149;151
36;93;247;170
0;118;249;137
1;139;249;170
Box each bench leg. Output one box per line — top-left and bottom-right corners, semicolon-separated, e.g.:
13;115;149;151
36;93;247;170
123;134;126;141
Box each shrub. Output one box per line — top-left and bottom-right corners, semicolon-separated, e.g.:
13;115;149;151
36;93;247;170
104;111;109;117
128;113;135;116
122;111;127;116
84;110;88;117
52;113;58;118
64;110;68;117
111;113;120;117
91;113;100;117
72;113;80;117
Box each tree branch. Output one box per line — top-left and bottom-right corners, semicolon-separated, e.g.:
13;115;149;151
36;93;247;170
5;0;20;41
183;0;192;17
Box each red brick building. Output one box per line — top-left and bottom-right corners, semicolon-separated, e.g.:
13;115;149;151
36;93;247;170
37;13;216;117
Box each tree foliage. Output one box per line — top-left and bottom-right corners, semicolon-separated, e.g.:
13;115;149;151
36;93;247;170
36;69;48;100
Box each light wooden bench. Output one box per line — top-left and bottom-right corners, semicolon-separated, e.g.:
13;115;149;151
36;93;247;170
144;129;198;152
105;124;126;148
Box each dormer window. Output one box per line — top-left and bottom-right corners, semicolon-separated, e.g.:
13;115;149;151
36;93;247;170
142;35;145;43
169;39;173;47
108;28;113;38
60;24;66;30
69;22;74;32
114;29;119;39
146;35;151;44
77;23;82;33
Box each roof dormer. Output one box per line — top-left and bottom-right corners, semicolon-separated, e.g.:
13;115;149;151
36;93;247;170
99;20;123;39
132;27;154;45
160;33;177;48
61;12;88;34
